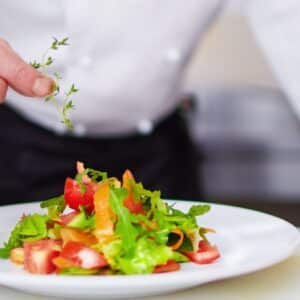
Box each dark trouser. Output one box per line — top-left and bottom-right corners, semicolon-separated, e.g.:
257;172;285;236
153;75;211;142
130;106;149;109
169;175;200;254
0;104;201;205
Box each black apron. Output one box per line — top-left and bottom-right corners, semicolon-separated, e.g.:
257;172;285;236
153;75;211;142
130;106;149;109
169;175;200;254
0;104;201;205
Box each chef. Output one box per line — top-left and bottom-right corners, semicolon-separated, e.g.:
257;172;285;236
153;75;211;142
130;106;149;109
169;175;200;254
0;0;298;204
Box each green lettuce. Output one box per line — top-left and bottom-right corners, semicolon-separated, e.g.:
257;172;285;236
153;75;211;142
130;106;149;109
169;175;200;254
67;207;95;229
103;237;179;275
0;214;49;258
40;195;66;221
109;186;138;256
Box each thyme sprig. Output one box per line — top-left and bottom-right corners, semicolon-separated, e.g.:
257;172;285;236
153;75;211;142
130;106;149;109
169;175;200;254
30;37;77;130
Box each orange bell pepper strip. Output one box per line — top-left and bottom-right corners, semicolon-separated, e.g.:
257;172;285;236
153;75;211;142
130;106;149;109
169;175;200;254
60;227;98;247
93;181;115;243
122;170;144;214
52;256;75;269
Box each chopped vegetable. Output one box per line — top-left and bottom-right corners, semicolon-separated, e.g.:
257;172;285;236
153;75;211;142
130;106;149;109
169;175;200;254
0;162;220;275
0;214;49;258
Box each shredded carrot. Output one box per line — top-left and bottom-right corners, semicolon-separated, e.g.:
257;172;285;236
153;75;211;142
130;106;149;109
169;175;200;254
170;228;184;250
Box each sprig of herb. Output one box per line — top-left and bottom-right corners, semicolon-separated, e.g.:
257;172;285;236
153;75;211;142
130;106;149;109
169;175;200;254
30;37;77;129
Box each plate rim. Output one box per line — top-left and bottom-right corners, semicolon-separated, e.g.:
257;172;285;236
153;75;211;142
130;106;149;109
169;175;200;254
0;200;299;293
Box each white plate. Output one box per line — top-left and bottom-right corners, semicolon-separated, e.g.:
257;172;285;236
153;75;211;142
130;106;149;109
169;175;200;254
0;201;299;299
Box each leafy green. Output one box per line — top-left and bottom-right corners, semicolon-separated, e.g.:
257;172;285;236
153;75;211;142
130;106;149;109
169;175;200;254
117;237;174;274
74;167;107;193
85;168;108;182
101;240;123;270
0;214;49;258
40;195;66;221
47;223;62;240
40;195;65;209
188;204;210;217
177;234;194;252
102;237;175;274
109;187;138;256
67;207;95;229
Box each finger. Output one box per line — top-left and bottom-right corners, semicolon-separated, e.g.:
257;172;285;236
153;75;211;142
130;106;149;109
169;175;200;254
0;77;8;103
0;38;54;97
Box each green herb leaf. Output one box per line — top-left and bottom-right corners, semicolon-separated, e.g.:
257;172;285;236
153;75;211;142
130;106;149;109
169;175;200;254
45;56;54;66
31;36;77;129
66;84;79;97
30;60;41;69
188;204;210;217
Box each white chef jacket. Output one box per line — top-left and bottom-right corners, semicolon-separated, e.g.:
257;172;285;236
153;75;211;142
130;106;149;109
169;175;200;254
1;0;300;137
0;0;221;136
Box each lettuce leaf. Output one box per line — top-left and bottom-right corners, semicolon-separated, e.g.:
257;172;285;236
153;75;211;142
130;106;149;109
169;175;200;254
109;186;138;256
0;214;49;258
118;237;174;274
40;195;66;221
67;207;95;229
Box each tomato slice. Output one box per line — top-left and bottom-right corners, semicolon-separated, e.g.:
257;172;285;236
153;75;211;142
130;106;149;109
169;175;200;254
64;178;97;214
198;240;211;252
60;241;108;269
183;241;220;264
154;260;180;273
122;170;144;214
23;239;62;274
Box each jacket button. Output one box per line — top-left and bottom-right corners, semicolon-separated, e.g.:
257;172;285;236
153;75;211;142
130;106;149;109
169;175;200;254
79;55;92;68
165;47;181;63
137;119;153;135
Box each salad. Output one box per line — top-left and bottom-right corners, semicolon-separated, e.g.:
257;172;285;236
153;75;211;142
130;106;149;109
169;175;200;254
0;162;220;275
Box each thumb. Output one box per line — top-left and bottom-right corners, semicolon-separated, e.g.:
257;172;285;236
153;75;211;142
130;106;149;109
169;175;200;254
0;38;54;97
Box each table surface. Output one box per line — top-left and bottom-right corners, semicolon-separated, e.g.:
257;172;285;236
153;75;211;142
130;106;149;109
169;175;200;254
0;245;299;300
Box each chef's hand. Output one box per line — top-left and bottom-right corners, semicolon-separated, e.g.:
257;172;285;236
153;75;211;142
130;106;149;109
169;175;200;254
0;38;54;103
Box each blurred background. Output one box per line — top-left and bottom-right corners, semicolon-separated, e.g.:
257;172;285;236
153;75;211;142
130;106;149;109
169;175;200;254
183;1;300;224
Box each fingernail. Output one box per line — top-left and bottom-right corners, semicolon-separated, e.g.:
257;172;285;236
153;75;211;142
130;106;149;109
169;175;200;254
32;77;54;97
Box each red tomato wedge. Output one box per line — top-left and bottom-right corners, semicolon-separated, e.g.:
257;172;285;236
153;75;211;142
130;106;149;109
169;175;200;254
23;239;62;274
183;241;220;264
198;240;211;252
60;241;108;269
153;260;180;273
64;178;97;214
122;170;144;214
